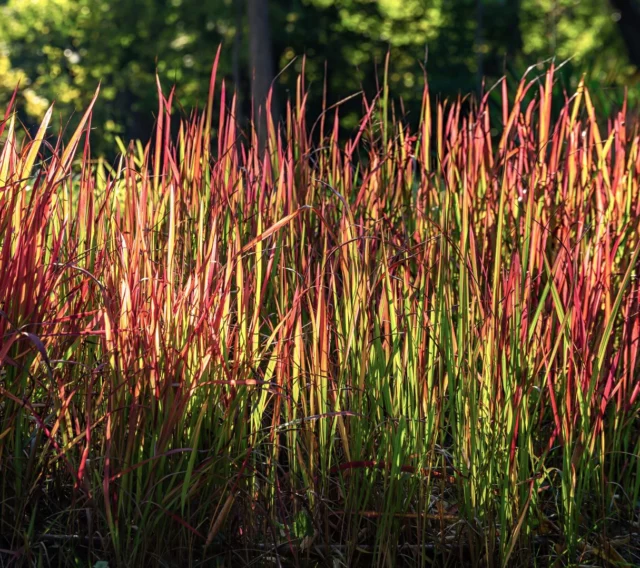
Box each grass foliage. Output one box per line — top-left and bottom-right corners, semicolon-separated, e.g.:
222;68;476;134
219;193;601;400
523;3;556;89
1;57;639;566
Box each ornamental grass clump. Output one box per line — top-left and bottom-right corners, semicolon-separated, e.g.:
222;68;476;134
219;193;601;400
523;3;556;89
1;55;639;566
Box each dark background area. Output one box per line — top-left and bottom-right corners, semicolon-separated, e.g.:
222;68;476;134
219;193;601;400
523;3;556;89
1;0;639;154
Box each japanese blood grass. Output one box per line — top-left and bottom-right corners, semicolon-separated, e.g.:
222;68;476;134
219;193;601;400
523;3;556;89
1;61;639;567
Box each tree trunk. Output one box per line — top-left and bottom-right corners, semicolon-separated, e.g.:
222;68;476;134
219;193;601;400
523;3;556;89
475;0;484;94
247;0;277;148
610;0;640;69
233;0;244;127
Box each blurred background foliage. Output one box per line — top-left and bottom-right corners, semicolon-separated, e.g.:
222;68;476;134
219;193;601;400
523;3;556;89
0;0;638;154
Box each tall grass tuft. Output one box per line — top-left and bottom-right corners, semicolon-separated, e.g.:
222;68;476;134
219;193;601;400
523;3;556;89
1;61;639;567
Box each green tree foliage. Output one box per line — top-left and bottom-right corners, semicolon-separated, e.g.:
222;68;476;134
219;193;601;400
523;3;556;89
520;0;635;82
0;0;236;150
0;0;637;153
